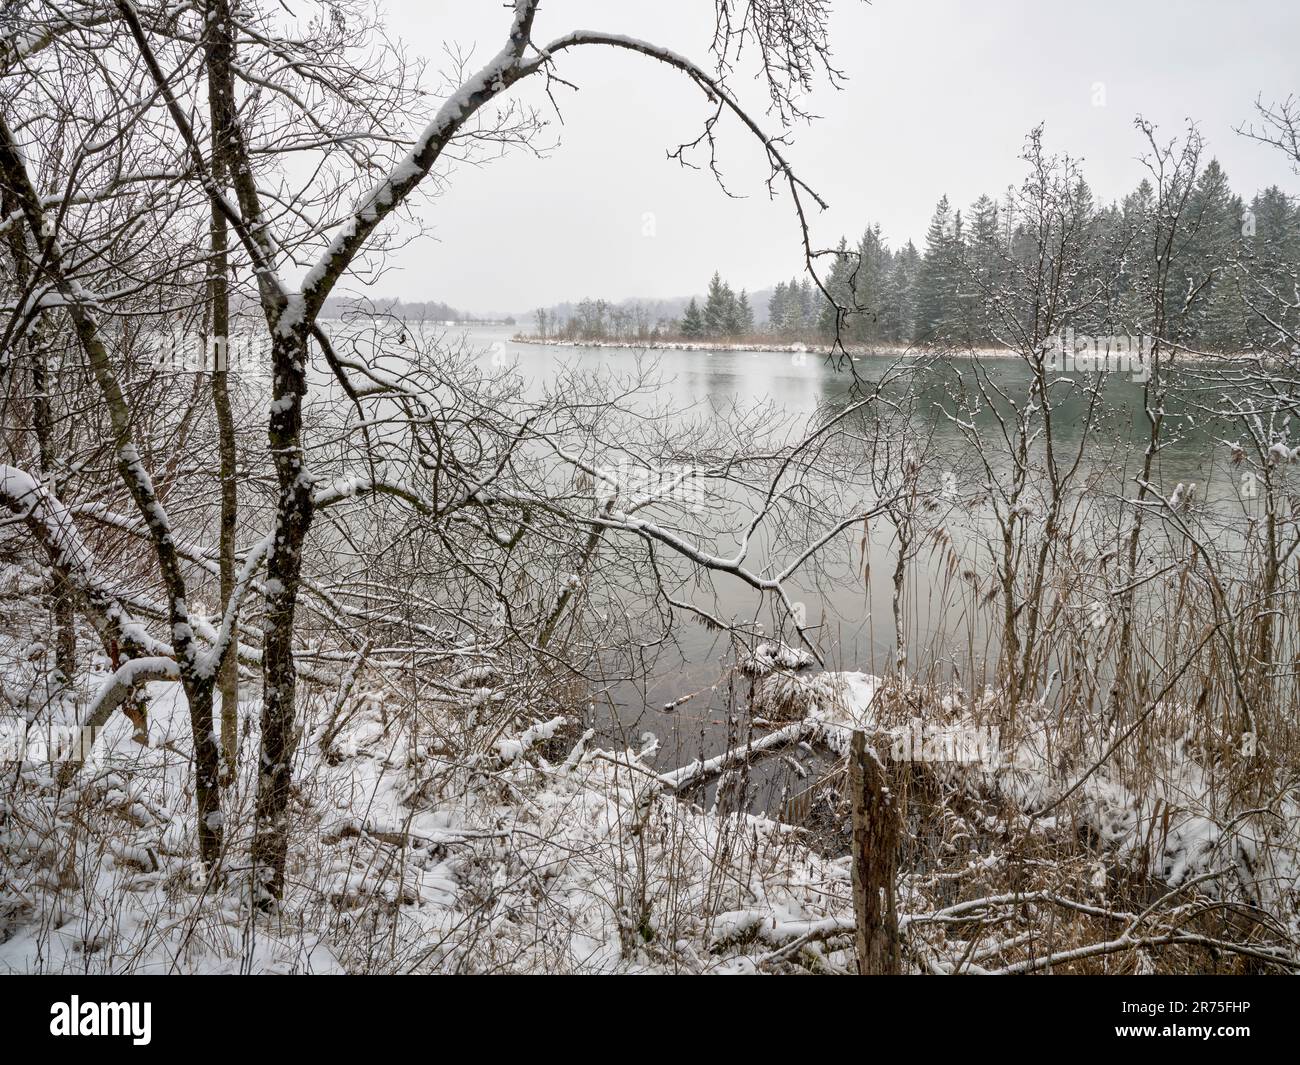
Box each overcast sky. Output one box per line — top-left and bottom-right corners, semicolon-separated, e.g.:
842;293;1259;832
368;0;1300;314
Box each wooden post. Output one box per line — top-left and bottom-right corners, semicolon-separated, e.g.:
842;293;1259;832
849;729;900;974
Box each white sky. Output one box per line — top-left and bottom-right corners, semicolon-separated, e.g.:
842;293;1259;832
370;0;1300;314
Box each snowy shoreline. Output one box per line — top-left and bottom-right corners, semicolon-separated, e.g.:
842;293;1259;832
512;335;939;357
509;335;1263;363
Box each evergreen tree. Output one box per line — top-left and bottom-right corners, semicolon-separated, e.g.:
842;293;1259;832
776;276;809;335
1177;159;1243;348
819;237;854;338
751;151;1300;354
963;194;1003;342
736;289;754;334
774;276;814;335
1064;175;1104;331
768;282;788;334
1242;185;1300;351
680;297;705;338
1115;178;1156;333
880;241;919;343
915;195;959;341
703;271;736;337
851;225;887;343
1091;201;1127;334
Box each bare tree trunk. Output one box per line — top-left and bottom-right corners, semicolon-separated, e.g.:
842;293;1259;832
204;0;240;783
2;186;77;686
891;543;907;667
32;352;78;686
848;729;900;975
251;328;314;905
211;215;240;783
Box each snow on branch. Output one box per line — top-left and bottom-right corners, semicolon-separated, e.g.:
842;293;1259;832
291;0;542;329
0;464;166;659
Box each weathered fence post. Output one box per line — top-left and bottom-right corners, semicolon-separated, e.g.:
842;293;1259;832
849;728;900;974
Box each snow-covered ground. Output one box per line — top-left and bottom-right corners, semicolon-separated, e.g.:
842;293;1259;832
3;616;1297;973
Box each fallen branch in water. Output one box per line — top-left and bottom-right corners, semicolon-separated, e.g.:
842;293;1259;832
657;721;816;793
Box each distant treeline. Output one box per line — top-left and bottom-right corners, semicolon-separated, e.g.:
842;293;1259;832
527;155;1300;350
809;158;1299;350
317;296;515;325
